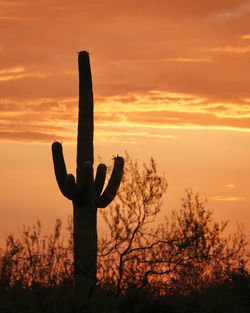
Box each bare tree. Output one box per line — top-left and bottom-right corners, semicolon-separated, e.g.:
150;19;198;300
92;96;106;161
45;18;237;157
97;153;248;296
98;152;167;294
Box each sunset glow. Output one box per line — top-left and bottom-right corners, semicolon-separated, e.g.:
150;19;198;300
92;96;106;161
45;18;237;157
0;0;250;245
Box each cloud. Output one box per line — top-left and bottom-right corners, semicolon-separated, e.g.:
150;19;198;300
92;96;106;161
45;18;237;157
1;0;250;142
122;58;212;64
226;184;235;188
167;58;212;63
0;131;71;143
126;110;250;131
0;66;25;74
95;91;250;131
242;34;250;39
209;46;250;54
211;195;246;201
94;127;177;144
2;88;250;143
0;65;51;82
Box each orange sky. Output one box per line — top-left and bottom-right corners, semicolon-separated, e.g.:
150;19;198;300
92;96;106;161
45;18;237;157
0;0;250;245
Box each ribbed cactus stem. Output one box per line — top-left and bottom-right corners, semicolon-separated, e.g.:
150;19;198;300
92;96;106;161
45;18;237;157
77;51;94;182
51;51;124;293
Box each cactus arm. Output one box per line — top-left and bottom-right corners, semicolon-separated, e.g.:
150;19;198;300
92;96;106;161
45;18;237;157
94;164;107;198
65;174;77;199
97;156;124;208
77;51;94;183
51;141;77;200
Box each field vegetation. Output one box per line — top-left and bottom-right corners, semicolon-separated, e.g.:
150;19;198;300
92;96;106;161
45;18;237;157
0;154;249;313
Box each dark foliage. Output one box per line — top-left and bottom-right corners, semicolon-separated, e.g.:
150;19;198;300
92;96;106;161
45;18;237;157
0;154;249;312
0;272;249;313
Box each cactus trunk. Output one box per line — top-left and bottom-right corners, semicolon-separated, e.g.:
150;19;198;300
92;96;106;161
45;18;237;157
52;51;124;293
73;201;97;290
74;52;96;289
77;51;94;170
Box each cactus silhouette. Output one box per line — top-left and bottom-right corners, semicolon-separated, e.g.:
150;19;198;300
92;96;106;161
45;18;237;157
51;51;124;291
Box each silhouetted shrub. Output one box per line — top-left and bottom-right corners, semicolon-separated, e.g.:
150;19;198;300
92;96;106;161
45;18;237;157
0;154;249;312
98;153;248;296
0;218;73;290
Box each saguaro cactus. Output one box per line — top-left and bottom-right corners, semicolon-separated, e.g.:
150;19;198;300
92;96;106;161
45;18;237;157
51;51;124;290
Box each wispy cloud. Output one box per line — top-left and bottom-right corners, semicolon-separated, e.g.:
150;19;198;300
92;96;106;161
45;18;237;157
123;57;212;64
242;34;250;40
0;66;48;81
211;195;246;201
209;45;250;53
1;0;250;143
2;88;250;142
166;58;212;63
226;184;235;189
0;66;25;74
